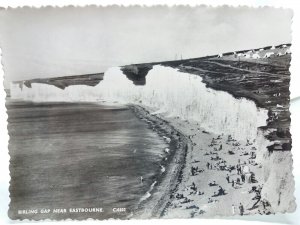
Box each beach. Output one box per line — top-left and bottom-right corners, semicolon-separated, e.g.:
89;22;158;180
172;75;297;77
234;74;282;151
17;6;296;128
128;105;191;218
130;104;273;218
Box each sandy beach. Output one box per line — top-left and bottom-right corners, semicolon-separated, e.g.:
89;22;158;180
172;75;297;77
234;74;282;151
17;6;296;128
131;104;273;219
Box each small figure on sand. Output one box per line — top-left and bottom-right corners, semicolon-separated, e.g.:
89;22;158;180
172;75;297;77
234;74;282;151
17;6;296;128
191;167;196;176
239;203;244;216
232;204;235;215
250;185;262;209
190;182;197;192
237;164;242;175
209;181;217;186
206;162;211;169
212;186;226;196
191;166;203;176
175;193;184;199
241;173;245;183
140;176;144;183
250;172;258;183
226;174;230;183
246;139;252;146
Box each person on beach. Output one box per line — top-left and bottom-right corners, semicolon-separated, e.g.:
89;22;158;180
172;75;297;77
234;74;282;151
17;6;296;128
232;204;236;215
218;186;226;195
191;167;195;176
226;174;230;183
250;172;258;183
239;203;244;216
262;199;267;210
209;181;217;186
176;193;184;199
140;176;144;183
232;180;235;188
241;174;245;183
237;164;242;175
206;162;210;169
191;182;197;191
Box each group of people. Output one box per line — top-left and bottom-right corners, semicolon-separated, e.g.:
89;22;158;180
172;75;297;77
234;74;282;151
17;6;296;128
175;133;262;216
212;185;226;197
232;203;245;216
188;182;205;196
191;166;204;176
225;166;258;189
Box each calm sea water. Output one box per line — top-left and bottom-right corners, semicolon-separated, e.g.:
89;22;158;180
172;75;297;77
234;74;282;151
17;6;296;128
7;100;168;220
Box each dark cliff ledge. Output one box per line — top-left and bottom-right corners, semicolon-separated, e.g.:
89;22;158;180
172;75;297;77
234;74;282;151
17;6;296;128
120;64;153;85
15;73;104;90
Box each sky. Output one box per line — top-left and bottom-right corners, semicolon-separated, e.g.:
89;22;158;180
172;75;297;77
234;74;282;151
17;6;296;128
0;6;293;82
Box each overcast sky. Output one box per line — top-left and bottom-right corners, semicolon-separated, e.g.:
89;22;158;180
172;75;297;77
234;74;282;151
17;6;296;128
0;6;292;82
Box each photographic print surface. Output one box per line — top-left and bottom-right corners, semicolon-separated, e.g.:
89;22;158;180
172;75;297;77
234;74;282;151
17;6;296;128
0;5;296;220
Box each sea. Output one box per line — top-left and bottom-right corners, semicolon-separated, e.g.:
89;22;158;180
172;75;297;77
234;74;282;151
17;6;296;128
7;100;168;220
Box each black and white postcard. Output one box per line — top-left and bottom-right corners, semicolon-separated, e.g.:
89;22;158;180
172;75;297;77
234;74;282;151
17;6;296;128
0;5;296;220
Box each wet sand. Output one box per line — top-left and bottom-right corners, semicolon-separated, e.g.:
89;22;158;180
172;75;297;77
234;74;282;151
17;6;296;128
129;105;191;218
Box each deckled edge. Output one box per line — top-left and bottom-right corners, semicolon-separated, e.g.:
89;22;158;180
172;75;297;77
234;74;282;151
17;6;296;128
0;3;296;222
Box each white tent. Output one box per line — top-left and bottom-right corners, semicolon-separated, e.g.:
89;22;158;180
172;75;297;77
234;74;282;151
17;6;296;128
242;165;250;174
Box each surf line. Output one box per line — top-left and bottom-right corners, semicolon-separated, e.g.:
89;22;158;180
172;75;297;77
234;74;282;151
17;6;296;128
128;104;191;218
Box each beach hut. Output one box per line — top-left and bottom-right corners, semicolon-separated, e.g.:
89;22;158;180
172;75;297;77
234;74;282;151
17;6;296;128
243;165;251;183
243;165;250;174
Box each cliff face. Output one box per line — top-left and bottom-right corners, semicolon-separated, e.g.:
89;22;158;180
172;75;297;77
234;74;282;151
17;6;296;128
100;66;268;141
121;44;292;152
166;55;291;152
